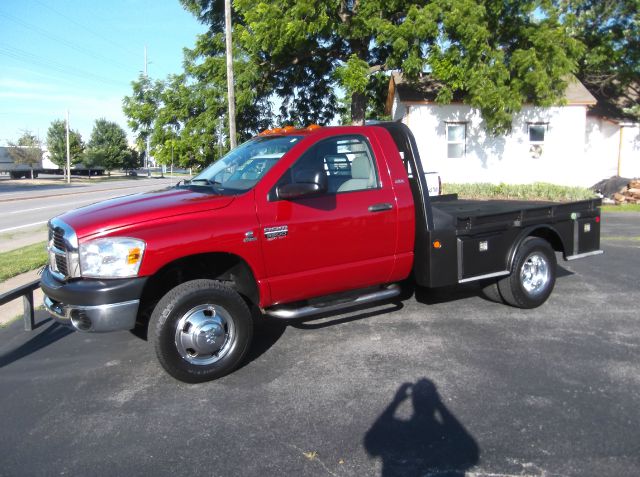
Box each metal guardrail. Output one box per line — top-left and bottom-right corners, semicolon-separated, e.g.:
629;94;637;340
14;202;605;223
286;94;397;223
0;279;40;331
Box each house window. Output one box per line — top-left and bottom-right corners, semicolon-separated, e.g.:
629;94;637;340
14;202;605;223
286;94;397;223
446;123;466;159
528;123;547;159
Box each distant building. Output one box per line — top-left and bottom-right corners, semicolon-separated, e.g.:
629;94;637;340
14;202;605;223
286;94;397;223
386;73;640;186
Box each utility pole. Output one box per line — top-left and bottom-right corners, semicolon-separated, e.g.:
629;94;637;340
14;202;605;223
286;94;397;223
65;109;71;184
224;0;237;148
144;45;151;177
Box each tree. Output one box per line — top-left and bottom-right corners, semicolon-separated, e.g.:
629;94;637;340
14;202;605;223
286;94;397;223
181;0;583;133
557;0;640;120
86;119;129;175
46;119;84;176
122;147;142;171
123;34;272;168
6;131;43;179
122;74;162;155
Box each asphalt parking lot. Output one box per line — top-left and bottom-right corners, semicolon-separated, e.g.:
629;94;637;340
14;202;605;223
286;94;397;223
1;212;639;477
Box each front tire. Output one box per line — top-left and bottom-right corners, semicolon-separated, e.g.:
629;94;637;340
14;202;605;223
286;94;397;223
498;237;556;309
150;279;253;383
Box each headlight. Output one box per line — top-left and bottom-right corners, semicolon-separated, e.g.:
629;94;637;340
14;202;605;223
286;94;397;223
79;237;146;278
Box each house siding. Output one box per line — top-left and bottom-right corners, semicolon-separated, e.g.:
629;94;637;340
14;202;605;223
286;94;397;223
393;97;612;186
585;118;640;179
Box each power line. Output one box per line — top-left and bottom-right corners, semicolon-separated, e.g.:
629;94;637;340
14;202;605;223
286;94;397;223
31;0;141;59
0;9;136;74
0;45;130;88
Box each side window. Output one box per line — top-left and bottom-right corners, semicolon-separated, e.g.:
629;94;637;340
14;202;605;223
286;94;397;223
446;123;466;159
285;135;379;194
528;123;547;159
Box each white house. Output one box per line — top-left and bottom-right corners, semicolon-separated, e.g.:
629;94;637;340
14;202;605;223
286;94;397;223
386;73;640;187
585;82;640;181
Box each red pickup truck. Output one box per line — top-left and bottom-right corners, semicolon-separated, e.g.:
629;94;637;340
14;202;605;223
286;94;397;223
42;123;602;382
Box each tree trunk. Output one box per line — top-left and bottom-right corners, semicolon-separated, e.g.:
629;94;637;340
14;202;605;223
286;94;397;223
351;91;366;126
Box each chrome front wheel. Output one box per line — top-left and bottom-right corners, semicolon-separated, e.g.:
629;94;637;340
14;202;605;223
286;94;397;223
151;280;253;383
175;304;236;366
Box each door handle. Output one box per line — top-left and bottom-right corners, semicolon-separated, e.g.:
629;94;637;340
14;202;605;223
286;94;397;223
368;203;393;212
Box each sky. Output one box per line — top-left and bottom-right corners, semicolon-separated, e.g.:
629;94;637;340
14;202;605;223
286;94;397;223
0;0;206;146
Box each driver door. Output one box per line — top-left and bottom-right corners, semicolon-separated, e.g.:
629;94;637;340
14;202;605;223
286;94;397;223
255;134;397;305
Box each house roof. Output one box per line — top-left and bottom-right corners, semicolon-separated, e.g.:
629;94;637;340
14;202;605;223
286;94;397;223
386;72;597;114
584;79;639;124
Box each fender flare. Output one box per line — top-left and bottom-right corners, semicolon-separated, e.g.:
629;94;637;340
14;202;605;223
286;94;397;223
506;225;567;272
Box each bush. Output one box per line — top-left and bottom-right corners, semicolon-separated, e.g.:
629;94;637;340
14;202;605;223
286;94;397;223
442;182;596;202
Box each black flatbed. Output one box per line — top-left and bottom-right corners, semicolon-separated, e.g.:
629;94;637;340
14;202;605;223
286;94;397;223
431;197;602;234
376;121;603;289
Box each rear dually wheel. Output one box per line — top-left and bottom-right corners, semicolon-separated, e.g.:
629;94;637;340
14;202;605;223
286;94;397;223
498;237;557;309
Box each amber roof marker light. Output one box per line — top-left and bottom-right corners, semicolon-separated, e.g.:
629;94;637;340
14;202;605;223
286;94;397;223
259;124;322;136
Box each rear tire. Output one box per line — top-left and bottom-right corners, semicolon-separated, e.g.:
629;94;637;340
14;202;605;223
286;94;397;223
481;281;503;303
498;237;556;309
150;279;253;383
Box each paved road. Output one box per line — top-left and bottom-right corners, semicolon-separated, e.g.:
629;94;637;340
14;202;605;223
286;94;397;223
0;213;638;476
0;177;177;234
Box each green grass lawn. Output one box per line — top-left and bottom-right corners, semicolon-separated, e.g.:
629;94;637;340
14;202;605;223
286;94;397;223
0;242;48;282
601;203;640;213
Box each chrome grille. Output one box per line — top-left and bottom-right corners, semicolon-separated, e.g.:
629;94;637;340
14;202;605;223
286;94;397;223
48;219;79;279
55;254;69;276
53;228;66;251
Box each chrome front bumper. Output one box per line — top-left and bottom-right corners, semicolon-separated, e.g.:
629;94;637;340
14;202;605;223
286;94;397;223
44;295;140;332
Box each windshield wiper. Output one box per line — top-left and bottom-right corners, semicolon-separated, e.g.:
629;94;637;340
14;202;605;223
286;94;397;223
189;178;222;186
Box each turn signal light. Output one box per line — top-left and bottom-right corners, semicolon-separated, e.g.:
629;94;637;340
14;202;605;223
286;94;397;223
127;247;142;265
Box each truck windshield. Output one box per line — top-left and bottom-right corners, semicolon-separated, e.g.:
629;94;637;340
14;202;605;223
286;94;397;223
184;135;303;194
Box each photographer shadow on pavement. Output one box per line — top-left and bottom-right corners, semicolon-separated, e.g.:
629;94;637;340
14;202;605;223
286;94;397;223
364;378;480;477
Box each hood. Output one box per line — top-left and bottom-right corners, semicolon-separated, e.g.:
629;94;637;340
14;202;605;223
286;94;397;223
58;187;235;239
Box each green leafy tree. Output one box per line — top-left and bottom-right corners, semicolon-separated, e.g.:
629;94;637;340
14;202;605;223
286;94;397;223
123;147;142;171
123;33;272;168
182;0;583;133
86;119;130;175
6;131;43;179
557;0;640;120
46;120;84;175
122;74;163;155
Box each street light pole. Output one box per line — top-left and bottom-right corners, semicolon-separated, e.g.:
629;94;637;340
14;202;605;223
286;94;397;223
65;109;71;184
144;45;151;177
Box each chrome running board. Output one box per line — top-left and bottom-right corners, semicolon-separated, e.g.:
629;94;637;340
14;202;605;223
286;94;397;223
265;284;401;320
